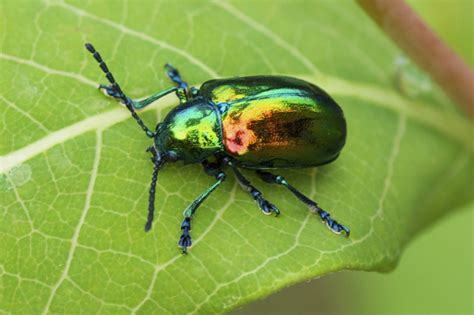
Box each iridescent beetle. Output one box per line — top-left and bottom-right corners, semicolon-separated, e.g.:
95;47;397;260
85;43;349;253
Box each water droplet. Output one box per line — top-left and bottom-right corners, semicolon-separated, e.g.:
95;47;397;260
393;55;432;98
24;85;39;98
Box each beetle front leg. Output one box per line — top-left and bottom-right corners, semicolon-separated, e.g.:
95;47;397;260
225;161;280;216
99;85;187;109
98;62;190;108
178;161;226;254
256;170;350;237
165;63;188;89
164;63;199;100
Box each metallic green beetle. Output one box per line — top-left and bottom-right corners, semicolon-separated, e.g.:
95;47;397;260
85;43;349;254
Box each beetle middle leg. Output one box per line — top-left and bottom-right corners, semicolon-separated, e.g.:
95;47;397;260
224;160;280;216
177;161;226;254
256;170;350;237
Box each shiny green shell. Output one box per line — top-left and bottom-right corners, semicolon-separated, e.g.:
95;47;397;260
156;76;346;168
155;98;222;163
199;76;346;168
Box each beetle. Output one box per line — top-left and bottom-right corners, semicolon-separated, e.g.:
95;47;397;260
85;43;350;253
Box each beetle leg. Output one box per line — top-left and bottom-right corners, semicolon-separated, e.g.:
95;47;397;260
225;162;280;216
134;87;189;108
99;83;122;99
164;63;198;102
178;161;226;254
256;170;350;237
99;84;184;109
174;88;189;104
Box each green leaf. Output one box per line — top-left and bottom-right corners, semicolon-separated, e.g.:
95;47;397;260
0;1;472;314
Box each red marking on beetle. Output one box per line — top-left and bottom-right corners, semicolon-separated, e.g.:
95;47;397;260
233;131;243;145
223;123;256;155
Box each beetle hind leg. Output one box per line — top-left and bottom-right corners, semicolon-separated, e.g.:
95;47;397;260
226;162;280;216
256;170;350;237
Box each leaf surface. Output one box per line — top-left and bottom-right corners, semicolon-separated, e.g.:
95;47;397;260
0;1;472;314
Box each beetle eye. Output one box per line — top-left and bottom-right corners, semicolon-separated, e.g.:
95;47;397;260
165;150;179;162
190;87;199;97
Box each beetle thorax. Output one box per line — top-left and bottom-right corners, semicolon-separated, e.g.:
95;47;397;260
155;99;223;163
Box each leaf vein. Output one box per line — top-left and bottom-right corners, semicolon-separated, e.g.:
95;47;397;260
41;129;102;314
213;0;320;76
132;182;238;313
54;0;219;78
0;53;97;88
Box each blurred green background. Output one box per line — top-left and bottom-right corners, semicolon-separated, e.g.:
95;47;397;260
232;1;473;314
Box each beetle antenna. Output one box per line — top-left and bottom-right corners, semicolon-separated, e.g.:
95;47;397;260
145;148;164;232
84;43;155;138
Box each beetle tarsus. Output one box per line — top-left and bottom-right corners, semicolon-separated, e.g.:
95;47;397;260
227;164;281;217
179;217;192;254
99;84;122;99
165;63;188;89
256;170;350;237
318;209;350;237
256;196;280;216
